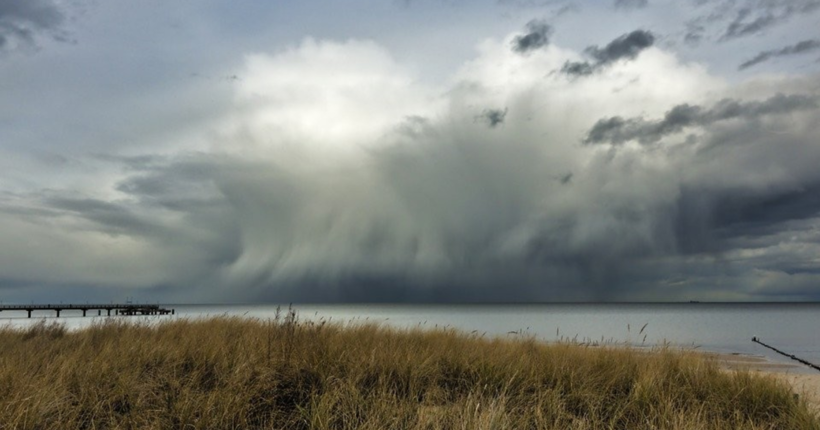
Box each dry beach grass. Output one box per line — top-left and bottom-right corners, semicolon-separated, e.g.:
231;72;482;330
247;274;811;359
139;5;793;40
714;353;820;414
0;313;817;429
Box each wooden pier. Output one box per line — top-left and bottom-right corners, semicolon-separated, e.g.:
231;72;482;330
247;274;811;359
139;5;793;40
0;304;174;318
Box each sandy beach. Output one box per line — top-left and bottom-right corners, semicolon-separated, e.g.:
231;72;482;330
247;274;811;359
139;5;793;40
715;353;820;411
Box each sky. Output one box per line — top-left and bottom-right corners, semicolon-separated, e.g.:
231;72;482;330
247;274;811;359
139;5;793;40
1;0;820;303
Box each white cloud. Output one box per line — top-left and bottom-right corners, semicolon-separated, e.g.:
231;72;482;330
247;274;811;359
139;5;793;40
221;39;442;160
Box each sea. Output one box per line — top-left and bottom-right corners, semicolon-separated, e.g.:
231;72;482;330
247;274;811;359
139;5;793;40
3;303;819;371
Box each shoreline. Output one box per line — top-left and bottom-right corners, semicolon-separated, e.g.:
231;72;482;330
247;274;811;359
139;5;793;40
712;352;820;411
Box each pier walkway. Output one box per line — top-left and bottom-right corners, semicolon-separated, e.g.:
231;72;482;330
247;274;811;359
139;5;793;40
0;304;174;318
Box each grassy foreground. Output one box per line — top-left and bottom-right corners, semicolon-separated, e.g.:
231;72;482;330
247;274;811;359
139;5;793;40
0;313;817;430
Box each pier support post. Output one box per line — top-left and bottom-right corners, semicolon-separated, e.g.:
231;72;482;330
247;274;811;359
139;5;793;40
82;309;87;317
98;310;101;316
27;309;32;318
55;309;60;318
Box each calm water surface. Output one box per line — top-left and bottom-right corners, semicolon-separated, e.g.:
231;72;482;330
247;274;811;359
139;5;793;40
4;303;819;370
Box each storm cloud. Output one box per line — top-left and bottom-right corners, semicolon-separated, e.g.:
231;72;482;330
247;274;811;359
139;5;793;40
561;30;654;76
3;6;820;303
512;19;552;53
739;39;820;70
184;40;820;302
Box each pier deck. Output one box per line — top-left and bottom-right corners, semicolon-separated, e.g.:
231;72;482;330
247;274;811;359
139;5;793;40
0;304;174;318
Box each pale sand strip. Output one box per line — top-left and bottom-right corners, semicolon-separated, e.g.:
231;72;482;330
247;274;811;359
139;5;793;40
767;373;820;412
712;352;820;411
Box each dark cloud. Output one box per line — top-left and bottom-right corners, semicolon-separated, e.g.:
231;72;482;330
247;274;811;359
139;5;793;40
585;93;819;145
0;153;242;300
588;30;655;63
726;1;818;42
584;116;630;144
477;108;508;128
561;30;655;77
0;0;66;51
683;22;705;46
739;39;820;70
580;106;820;299
512;19;552;54
712;184;820;240
44;196;165;238
614;0;647;10
95;154;168;171
113;155;222;212
721;8;779;40
559;172;572;184
560;61;594;76
672;183;820;255
682;1;820;45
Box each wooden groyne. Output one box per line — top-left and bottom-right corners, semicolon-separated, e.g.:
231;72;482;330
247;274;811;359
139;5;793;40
752;337;820;372
0;304;174;318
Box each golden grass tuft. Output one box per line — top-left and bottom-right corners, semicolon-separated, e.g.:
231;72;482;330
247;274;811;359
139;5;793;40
0;312;817;429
